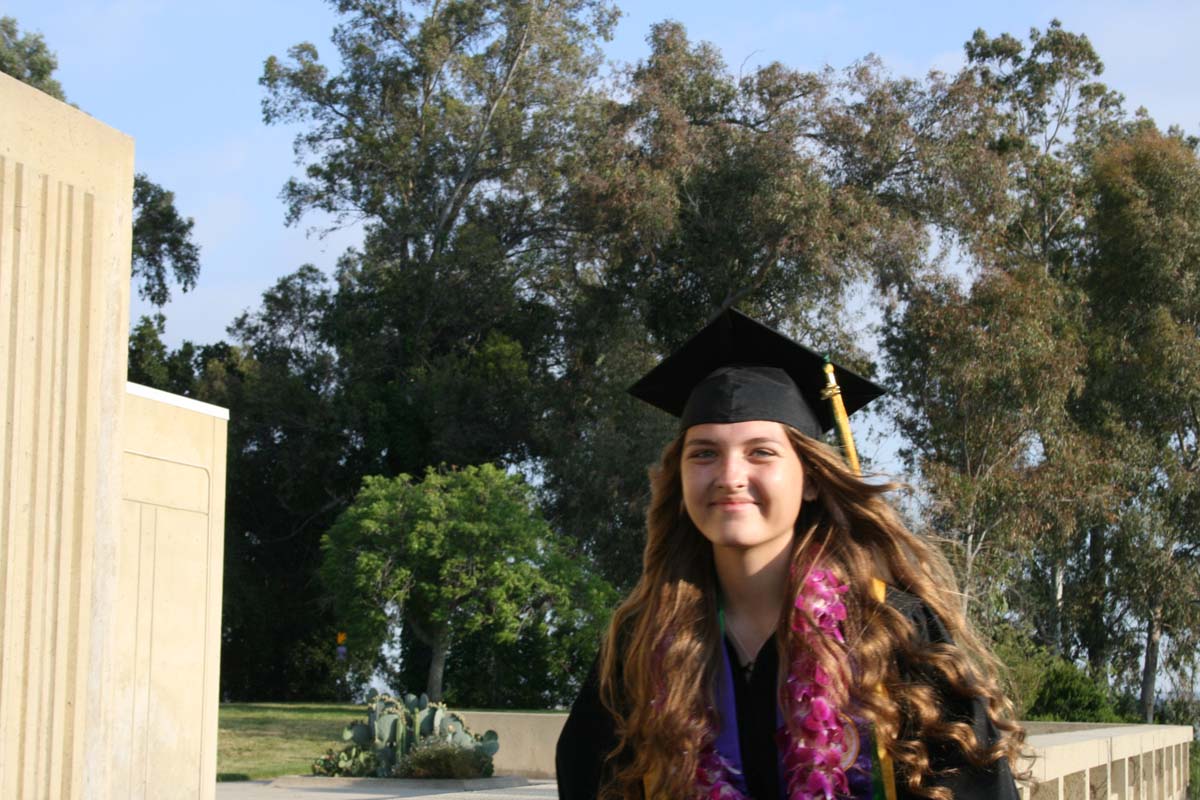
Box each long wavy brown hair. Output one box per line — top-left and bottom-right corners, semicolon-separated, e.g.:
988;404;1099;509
597;426;1025;800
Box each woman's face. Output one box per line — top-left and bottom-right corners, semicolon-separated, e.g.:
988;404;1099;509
680;420;814;555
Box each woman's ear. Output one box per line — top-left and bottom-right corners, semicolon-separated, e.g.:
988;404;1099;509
803;477;819;503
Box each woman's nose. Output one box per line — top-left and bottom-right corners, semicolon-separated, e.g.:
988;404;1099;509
715;455;747;488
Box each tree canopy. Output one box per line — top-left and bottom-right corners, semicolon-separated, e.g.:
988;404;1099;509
1;16;64;100
1;16;202;311
321;465;614;703
239;10;1200;709
16;5;1198;712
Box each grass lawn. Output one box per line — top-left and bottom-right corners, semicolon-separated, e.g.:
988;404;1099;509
217;702;361;781
217;702;564;781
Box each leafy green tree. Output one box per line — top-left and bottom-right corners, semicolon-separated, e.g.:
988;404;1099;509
0;16;64;100
883;21;1200;714
881;21;1126;638
1026;659;1125;723
131;174;201;307
0;16;200;317
882;263;1097;628
259;0;617;478
321;464;613;701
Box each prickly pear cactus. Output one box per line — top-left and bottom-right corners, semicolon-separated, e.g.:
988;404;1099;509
312;691;500;778
343;722;371;748
477;730;500;757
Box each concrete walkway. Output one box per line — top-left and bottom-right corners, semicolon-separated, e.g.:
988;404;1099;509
217;777;558;800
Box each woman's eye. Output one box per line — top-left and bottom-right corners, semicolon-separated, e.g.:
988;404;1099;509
687;449;716;459
750;448;777;458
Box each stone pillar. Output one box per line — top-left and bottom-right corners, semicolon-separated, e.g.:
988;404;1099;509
0;71;133;799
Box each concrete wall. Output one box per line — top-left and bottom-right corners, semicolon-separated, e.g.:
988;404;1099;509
474;711;1193;800
460;712;566;779
117;383;228;800
0;72;134;799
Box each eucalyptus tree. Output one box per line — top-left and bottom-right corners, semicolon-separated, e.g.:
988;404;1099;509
246;0;622;695
880;21;1200;714
1082;128;1200;718
880;22;1131;639
538;21;1003;584
261;0;619;476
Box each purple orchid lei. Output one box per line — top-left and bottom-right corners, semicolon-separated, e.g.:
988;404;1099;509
694;567;851;800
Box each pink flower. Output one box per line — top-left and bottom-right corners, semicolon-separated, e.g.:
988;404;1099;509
809;696;834;723
805;769;834;798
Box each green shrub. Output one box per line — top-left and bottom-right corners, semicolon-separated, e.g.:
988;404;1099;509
311;744;378;777
1026;660;1122;723
394;738;494;779
990;624;1056;719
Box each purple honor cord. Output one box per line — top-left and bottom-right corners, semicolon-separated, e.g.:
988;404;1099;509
713;634;750;795
714;620;788;799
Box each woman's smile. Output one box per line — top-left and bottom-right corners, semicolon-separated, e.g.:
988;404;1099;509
711;497;757;511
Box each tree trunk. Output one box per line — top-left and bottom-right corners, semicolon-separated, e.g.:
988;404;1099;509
961;535;975;619
426;627;451;702
1051;562;1065;655
1139;602;1163;723
1085;527;1108;671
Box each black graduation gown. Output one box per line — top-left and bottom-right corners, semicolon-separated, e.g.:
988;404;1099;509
555;588;1020;800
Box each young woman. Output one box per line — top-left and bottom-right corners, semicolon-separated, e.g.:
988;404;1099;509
556;310;1024;800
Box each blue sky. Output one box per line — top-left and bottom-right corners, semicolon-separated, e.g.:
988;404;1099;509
7;0;1199;355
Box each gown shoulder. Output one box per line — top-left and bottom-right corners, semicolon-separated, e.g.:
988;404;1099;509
556;654;625;800
884;586;1021;800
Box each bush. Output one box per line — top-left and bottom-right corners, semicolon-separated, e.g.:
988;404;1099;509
1026;659;1123;723
311;744;377;777
394;739;494;779
310;692;499;778
990;624;1056;719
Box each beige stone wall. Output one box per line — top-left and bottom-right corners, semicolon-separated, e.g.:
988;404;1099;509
460;711;565;778
118;383;227;800
0;72;134;799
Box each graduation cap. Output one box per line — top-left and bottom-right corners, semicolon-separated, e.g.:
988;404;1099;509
628;308;886;438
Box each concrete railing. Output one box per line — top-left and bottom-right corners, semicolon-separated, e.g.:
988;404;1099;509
464;712;1194;799
1020;723;1193;800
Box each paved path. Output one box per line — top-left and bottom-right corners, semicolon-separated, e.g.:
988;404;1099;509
217;777;558;800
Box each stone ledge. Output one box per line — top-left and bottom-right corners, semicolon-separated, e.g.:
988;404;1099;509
270;775;531;792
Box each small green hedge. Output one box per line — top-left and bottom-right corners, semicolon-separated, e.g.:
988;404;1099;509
394;740;494;779
1025;660;1126;723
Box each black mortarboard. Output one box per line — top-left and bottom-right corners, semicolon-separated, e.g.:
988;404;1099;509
628;308;886;437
